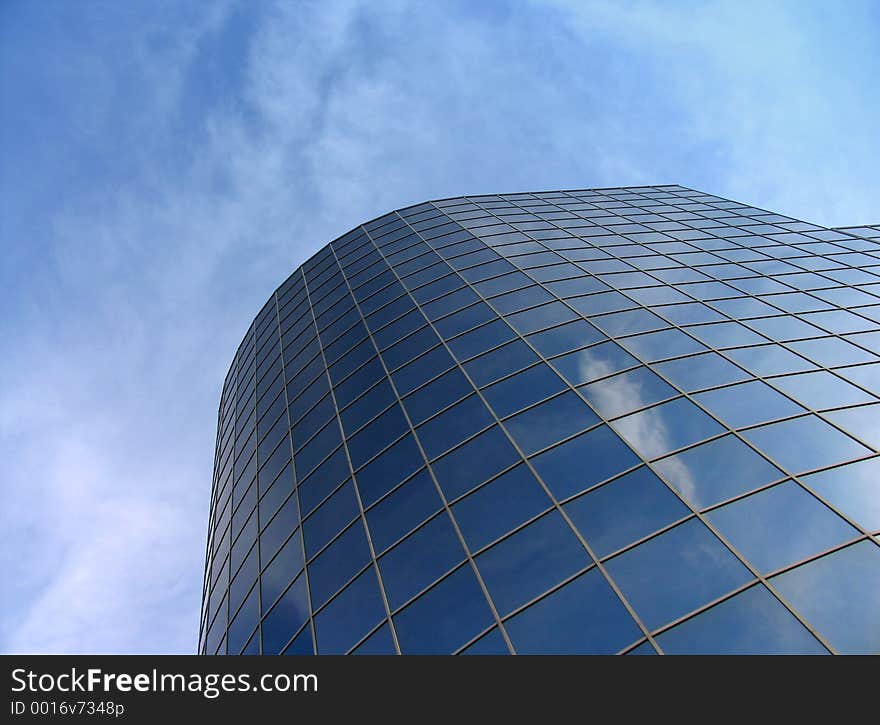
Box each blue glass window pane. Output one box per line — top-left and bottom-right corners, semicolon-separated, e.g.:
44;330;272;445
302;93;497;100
803;458;880;532
351;623;396;654
606;519;752;630
579;366;676;419
381;325;439;370
526;319;605;357
771;541;880;654
308;520;371;608
453;464;551;550
339;381;396;437
447;319;514;361
394;566;495;654
303;480;359;558
433;302;496;338
476;511;590;615
657;585;826;654
506;568;641;654
592;307;667;336
371;309;424;349
355;434;424;507
654;351;749;391
297;446;349;516
823;403;880;449
687;319;766;347
464;339;539;387
347;404;409;468
652;434;783;509
460;627;509;655
333;358;384;408
366;469;442;553
226;585;258;655
550;341;638;385
695;380;805;428
314;567;386;654
402;367;473;425
261;574;309;654
743;415;871;474
261;529;304;610
770;371;875;411
416;394;494;459
260;488;301;559
431;425;520;499
655;301;725;326
391;345;454;395
620;328;707;362
282;625;314;655
724;343;817;376
788;337;878;367
490;284;554;314
505;301;579;335
532;425;640;499
615;398;724;460
379;513;466;609
482;363;566;418
838;362;880;393
504;391;599;455
707;481;858;572
564;466;689;558
294;419;342;478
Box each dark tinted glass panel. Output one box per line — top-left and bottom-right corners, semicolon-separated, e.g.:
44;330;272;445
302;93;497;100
261;575;309;654
532;426;639;499
453;464;551;550
431;426;520;499
506;568;640;654
379;513;466;609
504;391;599;455
308;521;371;608
416;394;494;459
476;511;590;615
365;469;442;553
394;566;495;654
606;519;752;630
314;567;386;654
355;434;423;507
481;364;566;418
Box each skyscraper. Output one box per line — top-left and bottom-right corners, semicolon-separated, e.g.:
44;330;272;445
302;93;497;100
199;186;880;655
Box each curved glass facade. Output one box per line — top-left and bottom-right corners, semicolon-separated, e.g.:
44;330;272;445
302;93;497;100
199;186;880;655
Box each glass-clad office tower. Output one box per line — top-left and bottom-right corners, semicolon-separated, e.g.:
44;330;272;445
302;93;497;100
199;186;880;655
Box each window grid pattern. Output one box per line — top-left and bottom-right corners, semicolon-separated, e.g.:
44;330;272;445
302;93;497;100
199;186;880;655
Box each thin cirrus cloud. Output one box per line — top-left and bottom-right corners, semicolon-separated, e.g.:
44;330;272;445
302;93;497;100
0;0;877;653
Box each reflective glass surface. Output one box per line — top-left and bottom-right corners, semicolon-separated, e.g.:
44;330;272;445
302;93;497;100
202;187;880;655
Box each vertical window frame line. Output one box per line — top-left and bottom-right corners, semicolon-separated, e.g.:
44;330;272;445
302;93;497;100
300;262;404;656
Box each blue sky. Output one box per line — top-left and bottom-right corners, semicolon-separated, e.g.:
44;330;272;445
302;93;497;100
1;0;878;654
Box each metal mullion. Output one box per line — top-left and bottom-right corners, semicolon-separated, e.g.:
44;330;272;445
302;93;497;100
389;211;664;654
301;262;402;656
